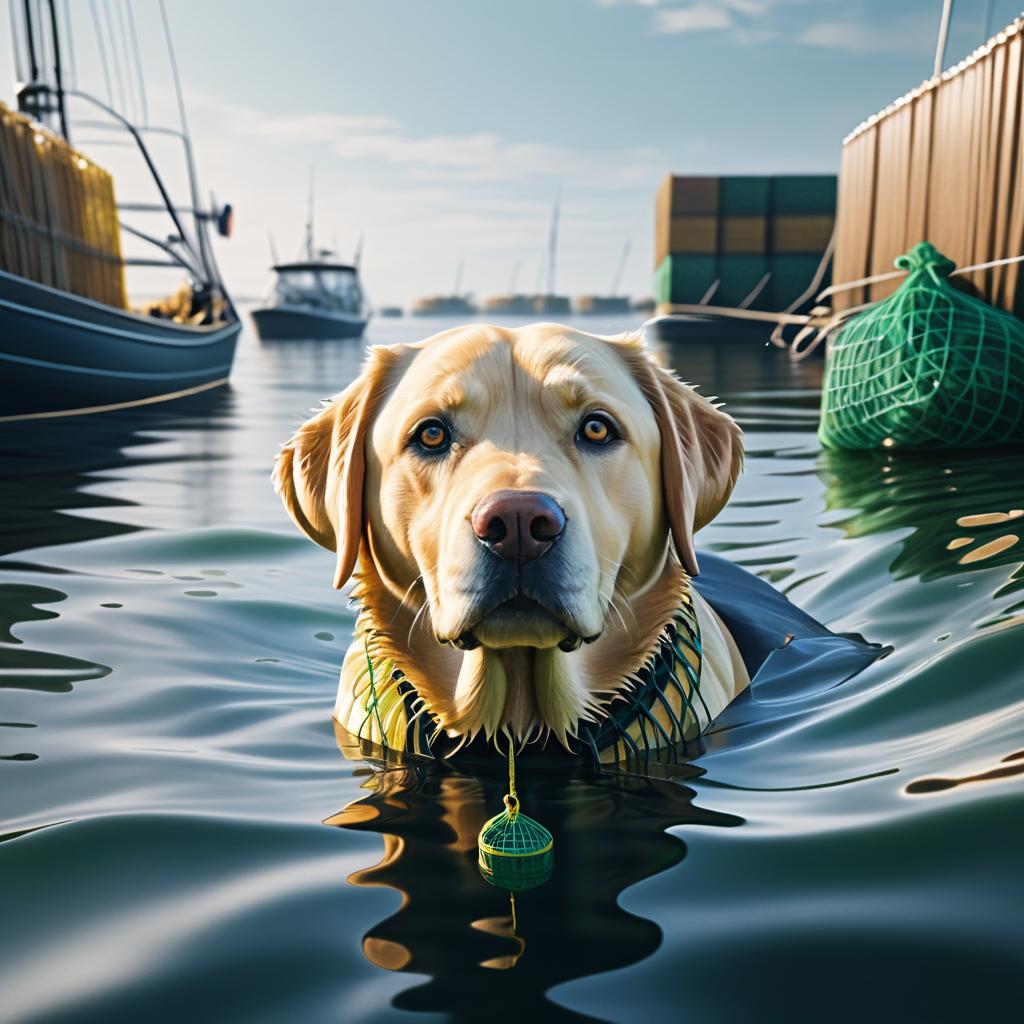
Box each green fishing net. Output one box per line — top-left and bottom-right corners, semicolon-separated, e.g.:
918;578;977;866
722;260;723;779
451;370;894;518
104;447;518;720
818;242;1024;450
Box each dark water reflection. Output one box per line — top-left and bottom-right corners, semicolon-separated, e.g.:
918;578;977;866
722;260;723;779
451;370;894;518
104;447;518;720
328;735;739;1022
1;315;1022;1023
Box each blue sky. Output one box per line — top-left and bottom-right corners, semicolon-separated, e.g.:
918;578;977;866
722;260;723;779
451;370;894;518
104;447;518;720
2;0;1020;304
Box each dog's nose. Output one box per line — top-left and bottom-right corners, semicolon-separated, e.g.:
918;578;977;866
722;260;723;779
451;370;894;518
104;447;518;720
471;490;566;562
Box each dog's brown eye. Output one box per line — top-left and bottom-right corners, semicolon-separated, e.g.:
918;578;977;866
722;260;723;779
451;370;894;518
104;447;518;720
577;412;619;447
413;418;451;452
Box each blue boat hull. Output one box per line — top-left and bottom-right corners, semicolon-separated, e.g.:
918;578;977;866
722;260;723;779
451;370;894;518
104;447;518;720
0;270;240;420
251;306;368;340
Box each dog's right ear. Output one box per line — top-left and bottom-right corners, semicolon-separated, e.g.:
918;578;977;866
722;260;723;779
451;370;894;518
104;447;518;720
272;346;404;590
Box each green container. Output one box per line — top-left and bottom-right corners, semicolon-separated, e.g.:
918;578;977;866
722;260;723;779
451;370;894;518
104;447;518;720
771;176;837;215
769;254;823;309
714;254;771;309
654;254;717;305
719;176;771;216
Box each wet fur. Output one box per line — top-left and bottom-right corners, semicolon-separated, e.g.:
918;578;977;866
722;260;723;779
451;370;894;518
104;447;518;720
274;323;748;750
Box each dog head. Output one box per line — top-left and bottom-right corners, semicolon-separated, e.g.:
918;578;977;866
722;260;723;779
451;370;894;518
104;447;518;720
274;324;742;740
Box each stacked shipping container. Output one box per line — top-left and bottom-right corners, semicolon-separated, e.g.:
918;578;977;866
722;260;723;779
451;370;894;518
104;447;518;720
654;174;835;312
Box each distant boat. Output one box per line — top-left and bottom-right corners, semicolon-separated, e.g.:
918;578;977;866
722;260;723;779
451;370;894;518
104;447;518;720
482;261;535;315
574;296;632;315
0;2;239;422
532;195;570;316
411;259;476;317
575;242;632;315
251;180;370;340
411;295;476;316
481;294;536;315
252;259;370;340
533;295;571;315
378;305;403;318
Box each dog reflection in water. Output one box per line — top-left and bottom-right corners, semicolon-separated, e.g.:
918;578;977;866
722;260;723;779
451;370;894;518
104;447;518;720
325;727;740;1020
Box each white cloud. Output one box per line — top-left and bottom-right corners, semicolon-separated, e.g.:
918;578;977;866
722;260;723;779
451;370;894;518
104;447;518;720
194;94;665;190
607;0;924;51
653;4;735;34
797;18;933;56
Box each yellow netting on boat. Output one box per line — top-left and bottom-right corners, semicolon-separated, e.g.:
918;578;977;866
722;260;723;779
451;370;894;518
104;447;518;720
0;102;126;307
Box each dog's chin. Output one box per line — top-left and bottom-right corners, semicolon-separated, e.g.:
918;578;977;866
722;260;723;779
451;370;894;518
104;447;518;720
447;594;572;651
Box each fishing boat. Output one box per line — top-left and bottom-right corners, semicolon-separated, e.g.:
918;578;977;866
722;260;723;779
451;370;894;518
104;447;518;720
0;0;240;422
251;188;370;340
251;259;369;340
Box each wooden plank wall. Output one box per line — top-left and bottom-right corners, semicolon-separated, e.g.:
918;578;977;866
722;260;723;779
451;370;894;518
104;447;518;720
0;102;126;307
833;18;1024;316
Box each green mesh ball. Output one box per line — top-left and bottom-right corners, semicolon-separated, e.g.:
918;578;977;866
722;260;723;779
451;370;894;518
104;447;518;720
819;242;1024;450
478;795;554;892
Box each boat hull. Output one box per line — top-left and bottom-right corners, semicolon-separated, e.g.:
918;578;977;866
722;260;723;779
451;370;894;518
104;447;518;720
0;270;240;420
250;306;368;340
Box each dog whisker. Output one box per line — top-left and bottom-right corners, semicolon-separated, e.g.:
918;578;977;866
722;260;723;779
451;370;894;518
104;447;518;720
407;600;430;649
390;574;425;624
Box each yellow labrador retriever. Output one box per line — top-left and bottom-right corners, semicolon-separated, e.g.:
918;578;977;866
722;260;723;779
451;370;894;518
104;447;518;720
274;323;749;761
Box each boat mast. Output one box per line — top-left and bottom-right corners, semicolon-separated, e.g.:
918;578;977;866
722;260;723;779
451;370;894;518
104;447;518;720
546;192;560;297
610;240;630;296
305;168;315;261
15;0;70;141
507;260;521;294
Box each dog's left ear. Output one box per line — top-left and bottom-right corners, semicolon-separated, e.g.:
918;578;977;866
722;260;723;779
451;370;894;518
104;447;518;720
617;341;743;576
273;346;404;589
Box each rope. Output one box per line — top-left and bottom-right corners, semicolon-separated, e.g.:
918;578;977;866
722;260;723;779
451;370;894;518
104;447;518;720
651;247;1024;364
505;740;519;818
362;635;388;749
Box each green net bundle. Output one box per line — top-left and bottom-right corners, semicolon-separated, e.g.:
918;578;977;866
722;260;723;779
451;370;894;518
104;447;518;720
818;242;1024;450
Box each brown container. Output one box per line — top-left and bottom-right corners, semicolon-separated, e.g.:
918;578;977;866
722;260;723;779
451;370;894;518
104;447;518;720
720;216;766;254
656;176;720;264
772;214;834;254
668;215;718;255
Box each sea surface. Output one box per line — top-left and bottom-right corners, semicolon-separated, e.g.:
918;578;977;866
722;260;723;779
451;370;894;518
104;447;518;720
1;313;1022;1023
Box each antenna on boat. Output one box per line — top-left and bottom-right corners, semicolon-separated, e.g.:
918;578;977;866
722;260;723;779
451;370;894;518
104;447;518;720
353;232;364;269
305;167;315;261
453;259;464;297
268;231;280;265
610;240;630;296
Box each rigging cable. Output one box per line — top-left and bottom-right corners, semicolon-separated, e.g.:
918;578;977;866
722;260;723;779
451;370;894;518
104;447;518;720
113;0;137;123
61;0;77;89
87;0;114;107
158;0;213;282
124;0;148;125
9;1;25;83
100;0;126;115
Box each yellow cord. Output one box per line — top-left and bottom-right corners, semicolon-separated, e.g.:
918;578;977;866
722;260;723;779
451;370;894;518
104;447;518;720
504;740;519;818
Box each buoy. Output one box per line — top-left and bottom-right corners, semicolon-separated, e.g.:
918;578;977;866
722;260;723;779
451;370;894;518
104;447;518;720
478;743;553;891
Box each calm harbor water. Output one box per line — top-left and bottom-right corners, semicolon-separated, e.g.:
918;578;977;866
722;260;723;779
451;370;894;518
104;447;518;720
1;312;1022;1023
